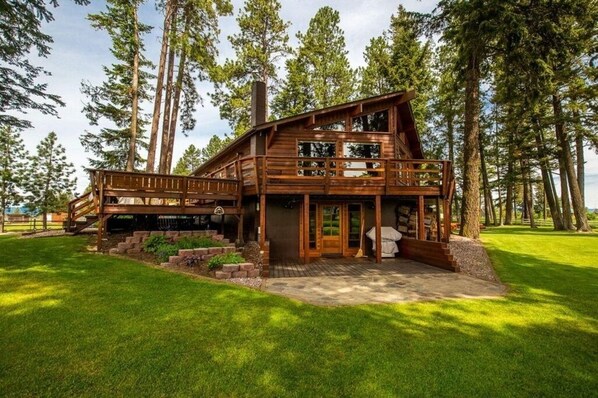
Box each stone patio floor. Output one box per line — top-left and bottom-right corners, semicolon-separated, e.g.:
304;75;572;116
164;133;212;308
263;257;506;306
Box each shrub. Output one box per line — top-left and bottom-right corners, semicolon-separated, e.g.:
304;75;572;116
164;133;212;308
177;236;223;249
155;243;179;262
143;235;170;253
207;252;245;271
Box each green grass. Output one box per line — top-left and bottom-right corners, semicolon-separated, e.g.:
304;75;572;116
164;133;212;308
3;222;63;232
0;227;597;397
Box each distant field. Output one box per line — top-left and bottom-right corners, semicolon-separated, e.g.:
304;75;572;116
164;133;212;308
3;222;63;232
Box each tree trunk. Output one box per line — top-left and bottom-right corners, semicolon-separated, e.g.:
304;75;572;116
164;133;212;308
504;131;514;225
146;1;173;173
534;125;564;229
165;40;188;173
126;4;141;172
576;130;584;209
479;131;494;226
42;211;47;231
459;54;481;238
158;3;178;174
553;94;590;231
559;158;574;230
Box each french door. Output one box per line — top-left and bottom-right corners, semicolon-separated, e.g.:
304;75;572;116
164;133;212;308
320;204;342;255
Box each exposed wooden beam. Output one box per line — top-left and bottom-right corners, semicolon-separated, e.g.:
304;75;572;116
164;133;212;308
266;125;277;149
259;194;266;248
303;114;316;129
350;103;363;116
395;90;416;105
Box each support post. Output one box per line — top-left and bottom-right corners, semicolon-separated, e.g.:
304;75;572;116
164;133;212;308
303;194;310;264
418;195;425;241
443;198;451;243
97;214;104;251
259;194;266;248
237;215;244;244
436;197;441;242
375;195;382;264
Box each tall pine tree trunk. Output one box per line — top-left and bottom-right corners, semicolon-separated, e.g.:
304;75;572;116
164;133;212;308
158;13;178;174
534;125;564;229
459;54;481;238
146;1;173;173
504;135;514;225
165;42;188;173
553;94;590;231
479;131;494;226
126;3;141;172
576;130;584;209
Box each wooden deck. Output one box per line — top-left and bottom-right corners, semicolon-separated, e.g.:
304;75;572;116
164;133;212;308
206;156;455;198
66;169;243;234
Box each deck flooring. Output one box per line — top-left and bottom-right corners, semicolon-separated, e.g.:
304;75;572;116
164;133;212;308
270;256;445;278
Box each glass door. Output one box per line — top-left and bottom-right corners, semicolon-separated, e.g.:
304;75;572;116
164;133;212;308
321;204;342;255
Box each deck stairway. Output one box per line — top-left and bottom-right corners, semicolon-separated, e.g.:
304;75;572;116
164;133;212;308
64;191;98;233
398;239;459;272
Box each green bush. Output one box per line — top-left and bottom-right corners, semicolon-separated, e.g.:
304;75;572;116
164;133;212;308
143;235;170;253
177;236;224;249
207;252;245;271
155;244;179;262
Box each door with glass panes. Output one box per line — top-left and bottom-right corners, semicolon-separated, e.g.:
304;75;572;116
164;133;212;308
320;204;342;255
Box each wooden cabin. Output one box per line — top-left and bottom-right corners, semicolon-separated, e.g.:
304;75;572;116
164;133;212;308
67;83;456;276
192;83;456;274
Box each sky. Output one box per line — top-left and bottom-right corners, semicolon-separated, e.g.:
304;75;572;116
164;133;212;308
16;0;598;208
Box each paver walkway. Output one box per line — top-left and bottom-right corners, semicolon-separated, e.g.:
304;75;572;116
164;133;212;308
264;258;506;306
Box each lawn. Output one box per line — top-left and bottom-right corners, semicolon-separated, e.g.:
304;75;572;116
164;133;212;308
0;227;596;397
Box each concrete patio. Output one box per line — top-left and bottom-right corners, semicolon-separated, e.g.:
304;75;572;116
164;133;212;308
263;257;506;306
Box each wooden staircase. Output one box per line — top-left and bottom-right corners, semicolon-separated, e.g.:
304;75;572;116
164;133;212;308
398;238;459;272
64;191;98;233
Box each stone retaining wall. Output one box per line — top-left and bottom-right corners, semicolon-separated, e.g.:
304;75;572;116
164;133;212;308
108;230;261;279
108;230;228;255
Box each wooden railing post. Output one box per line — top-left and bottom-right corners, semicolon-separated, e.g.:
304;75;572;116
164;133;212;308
261;156;267;194
385;159;390;195
325;158;330;195
181;176;188;209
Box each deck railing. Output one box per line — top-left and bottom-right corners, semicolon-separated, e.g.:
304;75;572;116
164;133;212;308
206;156;454;196
93;169;240;205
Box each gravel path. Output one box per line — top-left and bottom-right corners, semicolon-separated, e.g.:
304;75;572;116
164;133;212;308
449;235;501;283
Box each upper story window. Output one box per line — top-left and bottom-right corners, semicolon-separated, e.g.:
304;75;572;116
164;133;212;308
352;110;388;132
313;120;346;131
297;141;337;176
343;142;381;177
298;141;336;158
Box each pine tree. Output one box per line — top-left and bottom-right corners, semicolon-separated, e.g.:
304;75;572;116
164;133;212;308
358;36;393;98
387;5;434;142
0;0;88;130
25;132;76;230
173;144;202;175
210;0;291;136
0;127;29;233
80;0;152;171
153;0;233;174
273;6;354;117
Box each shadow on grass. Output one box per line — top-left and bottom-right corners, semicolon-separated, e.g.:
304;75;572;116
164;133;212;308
1;234;597;396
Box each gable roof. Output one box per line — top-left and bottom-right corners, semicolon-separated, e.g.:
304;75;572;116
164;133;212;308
192;90;422;175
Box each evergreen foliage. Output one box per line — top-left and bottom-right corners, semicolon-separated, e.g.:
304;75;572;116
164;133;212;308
0;0;88;130
0;126;29;233
210;0;291;136
272;6;354;118
24;132;76;230
80;0;153;171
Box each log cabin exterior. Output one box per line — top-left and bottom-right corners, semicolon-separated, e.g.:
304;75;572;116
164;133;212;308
191;84;456;275
67;84;456;276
